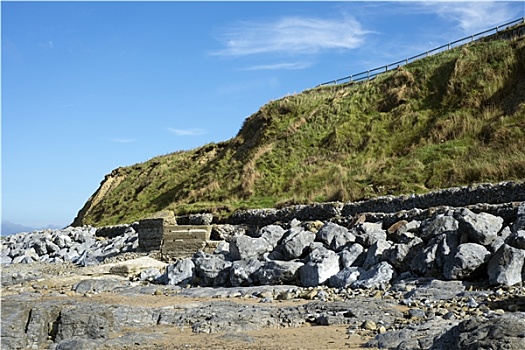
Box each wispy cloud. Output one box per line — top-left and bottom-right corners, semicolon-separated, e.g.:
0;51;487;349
240;61;313;71
3;37;23;63
39;40;54;49
109;138;135;143
422;2;522;34
167;128;206;136
212;14;368;56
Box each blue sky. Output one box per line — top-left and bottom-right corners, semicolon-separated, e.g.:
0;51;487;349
2;1;524;231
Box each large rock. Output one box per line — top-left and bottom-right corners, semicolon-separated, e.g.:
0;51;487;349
254;260;303;285
211;224;246;242
300;247;341;287
280;227;316;260
352;222;386;247
328;267;363;288
229;259;264;287
1;301;39;349
55;304;116;342
74;278;125;294
351;262;396;290
165;258;195;285
443;243;491;280
489;226;512;253
488;243;525;286
511;201;525;232
339;243;366;268
506;230;525;249
316;222;355;251
431;313;525;350
456;208;503;246
362;239;392;270
229;235;273;261
258;224;286;247
420;214;459;242
193;252;232;286
403;279;467;301
107;256;167;277
385;237;424;271
411;232;460;277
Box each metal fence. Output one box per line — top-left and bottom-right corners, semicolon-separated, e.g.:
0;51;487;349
318;17;525;87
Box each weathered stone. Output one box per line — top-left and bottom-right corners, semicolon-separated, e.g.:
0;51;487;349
488;243;525;286
443;243;491;280
431;313;525;350
0;301;33;349
137;218;164;251
351;262;396;290
107;257;167;277
456;208;503;246
46;241;61;254
410;230;461;278
229;235;273;261
362;239;392;270
489;226;512;253
387;220;409;236
316;222;353;247
511;201;525;232
254;260;303;285
300;247;340;287
139;268;162;282
74;278;125;294
410;241;441;277
385;237;424;271
420;214;459;242
32;240;48;255
165;258;195;285
188;213;213;225
352;222;387;247
229;259;264;287
329;229;356;252
328;267;363;288
193;252;232;287
55;337;101;350
161;225;211;259
259;224;286;247
339;243;366;268
211;224;246;242
507;230;525;249
213;241;230;255
280;227;315;260
95;224;130;239
55;304;115;342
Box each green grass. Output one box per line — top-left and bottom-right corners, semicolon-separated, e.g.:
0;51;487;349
73;31;525;227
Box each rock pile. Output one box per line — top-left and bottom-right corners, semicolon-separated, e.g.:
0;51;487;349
2;188;524;292
1;226;138;266
156;203;525;290
1;182;525;350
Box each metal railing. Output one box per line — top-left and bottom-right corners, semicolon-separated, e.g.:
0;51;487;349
317;17;525;87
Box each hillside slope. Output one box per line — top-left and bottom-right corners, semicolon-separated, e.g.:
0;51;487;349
73;32;525;227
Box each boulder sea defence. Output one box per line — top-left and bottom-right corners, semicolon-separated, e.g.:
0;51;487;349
2;181;525;349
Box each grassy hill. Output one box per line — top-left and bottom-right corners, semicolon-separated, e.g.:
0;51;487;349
72;31;525;227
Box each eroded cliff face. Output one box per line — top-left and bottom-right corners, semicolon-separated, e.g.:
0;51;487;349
71;169;125;226
72;28;525;227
